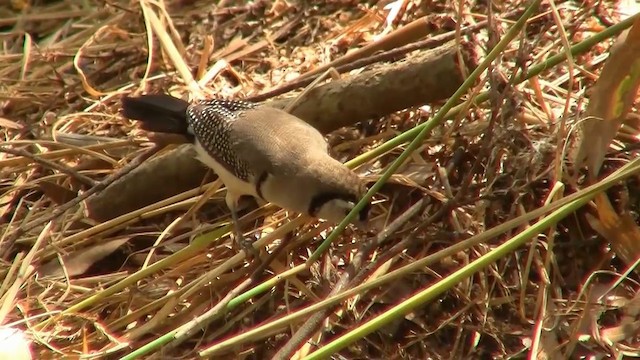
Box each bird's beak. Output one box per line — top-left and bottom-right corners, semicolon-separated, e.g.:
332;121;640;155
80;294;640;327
354;218;372;232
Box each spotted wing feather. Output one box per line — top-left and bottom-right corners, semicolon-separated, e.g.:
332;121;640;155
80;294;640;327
185;100;258;182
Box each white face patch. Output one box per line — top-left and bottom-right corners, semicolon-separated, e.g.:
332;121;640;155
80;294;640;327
315;199;356;224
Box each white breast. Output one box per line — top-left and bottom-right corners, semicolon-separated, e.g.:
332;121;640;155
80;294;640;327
193;139;258;200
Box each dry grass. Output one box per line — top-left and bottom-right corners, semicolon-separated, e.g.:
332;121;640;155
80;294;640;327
1;0;640;359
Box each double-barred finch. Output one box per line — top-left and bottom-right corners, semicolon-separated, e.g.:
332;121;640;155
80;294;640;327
121;94;370;253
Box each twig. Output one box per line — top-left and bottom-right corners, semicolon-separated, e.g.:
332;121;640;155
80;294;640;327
1;146;160;255
0;146;96;187
271;199;427;360
170;276;255;349
249;232;294;280
248;20;490;103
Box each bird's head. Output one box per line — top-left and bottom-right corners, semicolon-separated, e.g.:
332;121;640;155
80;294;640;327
309;178;371;228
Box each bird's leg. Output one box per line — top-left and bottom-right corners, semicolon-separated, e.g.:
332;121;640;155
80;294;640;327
226;193;260;258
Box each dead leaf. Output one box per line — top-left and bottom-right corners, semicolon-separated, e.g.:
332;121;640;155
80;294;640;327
575;283;640;352
0;117;24;130
39;237;131;277
590;193;640;270
38;181;77;205
571;18;640;270
571;18;640;176
0;173;28;220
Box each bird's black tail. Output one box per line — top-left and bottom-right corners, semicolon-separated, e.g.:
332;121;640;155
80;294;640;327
121;94;191;135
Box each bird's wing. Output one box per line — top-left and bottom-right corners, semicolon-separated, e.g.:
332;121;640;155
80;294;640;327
197;99;257;113
229;107;329;177
186;101;251;180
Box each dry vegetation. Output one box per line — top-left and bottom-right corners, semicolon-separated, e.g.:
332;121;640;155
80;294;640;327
1;0;640;359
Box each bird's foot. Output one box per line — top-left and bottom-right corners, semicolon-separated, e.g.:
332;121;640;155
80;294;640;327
235;233;260;259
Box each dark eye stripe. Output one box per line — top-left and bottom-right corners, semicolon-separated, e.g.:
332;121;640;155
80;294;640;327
359;202;371;222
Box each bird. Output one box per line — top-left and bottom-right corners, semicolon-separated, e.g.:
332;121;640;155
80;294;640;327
120;93;371;254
